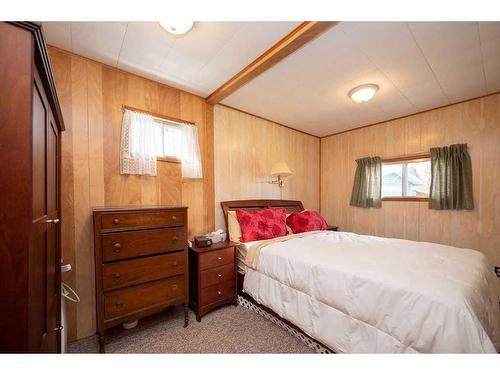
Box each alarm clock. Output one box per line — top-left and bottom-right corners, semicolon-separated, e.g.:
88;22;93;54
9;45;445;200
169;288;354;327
194;236;212;247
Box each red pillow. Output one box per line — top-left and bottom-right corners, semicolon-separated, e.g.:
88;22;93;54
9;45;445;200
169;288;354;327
286;210;328;234
236;208;287;242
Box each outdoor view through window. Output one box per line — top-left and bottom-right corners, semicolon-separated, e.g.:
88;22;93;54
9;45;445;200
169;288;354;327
381;159;431;198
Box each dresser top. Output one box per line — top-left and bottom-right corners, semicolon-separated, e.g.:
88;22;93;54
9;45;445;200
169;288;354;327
93;206;187;213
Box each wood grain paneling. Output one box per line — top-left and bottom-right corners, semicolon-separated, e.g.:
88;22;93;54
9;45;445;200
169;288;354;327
321;93;500;267
214;105;320;229
48;47;214;340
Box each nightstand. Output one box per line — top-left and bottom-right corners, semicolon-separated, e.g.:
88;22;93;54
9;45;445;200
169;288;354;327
327;225;339;231
189;240;238;322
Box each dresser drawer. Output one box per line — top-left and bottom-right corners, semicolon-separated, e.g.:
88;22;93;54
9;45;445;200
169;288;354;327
102;251;185;291
200;280;235;307
101;210;185;230
102;227;186;262
104;276;184;320
200;263;235;289
199;247;234;271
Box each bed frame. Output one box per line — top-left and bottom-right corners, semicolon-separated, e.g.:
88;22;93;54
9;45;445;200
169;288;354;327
220;199;334;353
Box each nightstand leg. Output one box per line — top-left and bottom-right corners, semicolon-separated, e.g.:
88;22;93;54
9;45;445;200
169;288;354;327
183;303;189;327
196;313;201;322
98;332;105;353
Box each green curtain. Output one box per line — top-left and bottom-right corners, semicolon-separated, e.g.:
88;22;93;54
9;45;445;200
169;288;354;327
429;144;473;210
350;157;382;208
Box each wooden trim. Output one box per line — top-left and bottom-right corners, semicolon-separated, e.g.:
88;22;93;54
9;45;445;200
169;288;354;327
382;153;430;164
157;156;181;164
321;91;500;139
206;22;338;105
123;104;194;126
218;104;319;139
382;197;428;202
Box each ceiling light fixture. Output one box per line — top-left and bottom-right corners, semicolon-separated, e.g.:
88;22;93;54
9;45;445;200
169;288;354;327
349;84;379;103
159;21;194;36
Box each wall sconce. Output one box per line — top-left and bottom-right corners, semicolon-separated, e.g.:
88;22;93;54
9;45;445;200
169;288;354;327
269;162;292;198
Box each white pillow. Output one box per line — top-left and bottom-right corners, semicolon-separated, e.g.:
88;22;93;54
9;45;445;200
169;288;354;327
227;210;242;242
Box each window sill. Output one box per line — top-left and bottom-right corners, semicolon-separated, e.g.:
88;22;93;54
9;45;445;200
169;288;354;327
382;197;428;202
157;156;181;164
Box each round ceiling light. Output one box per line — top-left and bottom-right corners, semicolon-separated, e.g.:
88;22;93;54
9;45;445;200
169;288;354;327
348;84;379;103
159;21;194;36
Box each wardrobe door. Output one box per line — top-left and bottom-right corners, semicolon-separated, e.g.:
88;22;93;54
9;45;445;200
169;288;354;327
30;70;61;353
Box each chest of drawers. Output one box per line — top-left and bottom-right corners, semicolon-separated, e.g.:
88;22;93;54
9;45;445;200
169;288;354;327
93;207;188;352
189;240;238;321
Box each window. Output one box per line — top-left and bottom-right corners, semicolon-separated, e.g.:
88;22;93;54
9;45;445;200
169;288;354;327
381;155;431;200
121;108;202;178
152;118;202;178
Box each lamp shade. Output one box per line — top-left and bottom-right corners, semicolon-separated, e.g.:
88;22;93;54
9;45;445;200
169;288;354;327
270;162;292;177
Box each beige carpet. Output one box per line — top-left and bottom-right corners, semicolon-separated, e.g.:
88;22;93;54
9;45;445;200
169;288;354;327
68;304;314;353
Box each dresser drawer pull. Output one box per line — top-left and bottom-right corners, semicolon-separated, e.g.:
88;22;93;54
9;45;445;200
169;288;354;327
217;256;222;260
217;273;222;278
113;243;121;252
112;273;122;281
171;236;178;243
172;284;178;291
217;291;222;296
172;261;178;267
115;300;124;308
172;215;177;221
113;218;120;224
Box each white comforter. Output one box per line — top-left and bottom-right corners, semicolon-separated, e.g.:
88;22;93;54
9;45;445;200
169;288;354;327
243;231;500;353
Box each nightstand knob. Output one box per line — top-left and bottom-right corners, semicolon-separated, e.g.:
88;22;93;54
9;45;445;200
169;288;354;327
113;243;121;252
217;291;222;296
172;215;177;221
113;273;121;280
113;218;119;224
217;256;222;260
217;273;222;278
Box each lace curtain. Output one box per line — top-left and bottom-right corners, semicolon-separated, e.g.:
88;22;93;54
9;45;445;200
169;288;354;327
120;109;158;176
120;108;202;178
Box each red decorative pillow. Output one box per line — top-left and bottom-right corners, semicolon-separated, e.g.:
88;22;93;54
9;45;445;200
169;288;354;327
235;208;287;242
286;210;328;234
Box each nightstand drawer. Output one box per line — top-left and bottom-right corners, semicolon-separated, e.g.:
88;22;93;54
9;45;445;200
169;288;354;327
199;247;234;270
200;280;235;307
101;210;185;230
102;227;186;262
104;276;184;320
102;251;185;291
200;263;235;289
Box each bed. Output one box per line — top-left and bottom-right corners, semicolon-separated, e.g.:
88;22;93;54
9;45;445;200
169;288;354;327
221;199;500;353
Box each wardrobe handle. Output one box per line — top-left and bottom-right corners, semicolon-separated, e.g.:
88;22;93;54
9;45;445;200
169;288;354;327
46;218;60;224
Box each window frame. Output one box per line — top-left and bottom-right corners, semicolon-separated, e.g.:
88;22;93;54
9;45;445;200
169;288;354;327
381;153;431;202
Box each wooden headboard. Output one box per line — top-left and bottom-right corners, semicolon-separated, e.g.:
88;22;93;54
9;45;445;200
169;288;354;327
220;199;304;232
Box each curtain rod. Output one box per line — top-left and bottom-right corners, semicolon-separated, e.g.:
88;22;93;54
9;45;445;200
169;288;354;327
122;104;195;126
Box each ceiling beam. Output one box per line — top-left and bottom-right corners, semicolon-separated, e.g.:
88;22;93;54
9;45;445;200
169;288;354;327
206;21;338;105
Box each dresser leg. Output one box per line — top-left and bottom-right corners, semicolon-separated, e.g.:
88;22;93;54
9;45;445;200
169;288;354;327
98;332;105;353
183;303;189;327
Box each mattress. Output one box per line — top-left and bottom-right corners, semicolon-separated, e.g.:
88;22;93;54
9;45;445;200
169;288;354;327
242;230;500;353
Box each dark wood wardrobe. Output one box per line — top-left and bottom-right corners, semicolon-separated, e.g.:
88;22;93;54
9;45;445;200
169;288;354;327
0;22;65;353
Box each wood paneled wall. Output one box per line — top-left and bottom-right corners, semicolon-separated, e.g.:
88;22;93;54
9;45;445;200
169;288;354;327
321;93;500;267
214;105;320;229
48;47;214;341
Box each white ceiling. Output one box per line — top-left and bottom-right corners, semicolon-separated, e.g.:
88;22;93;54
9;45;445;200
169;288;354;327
43;22;500;137
223;22;500;136
42;21;300;96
